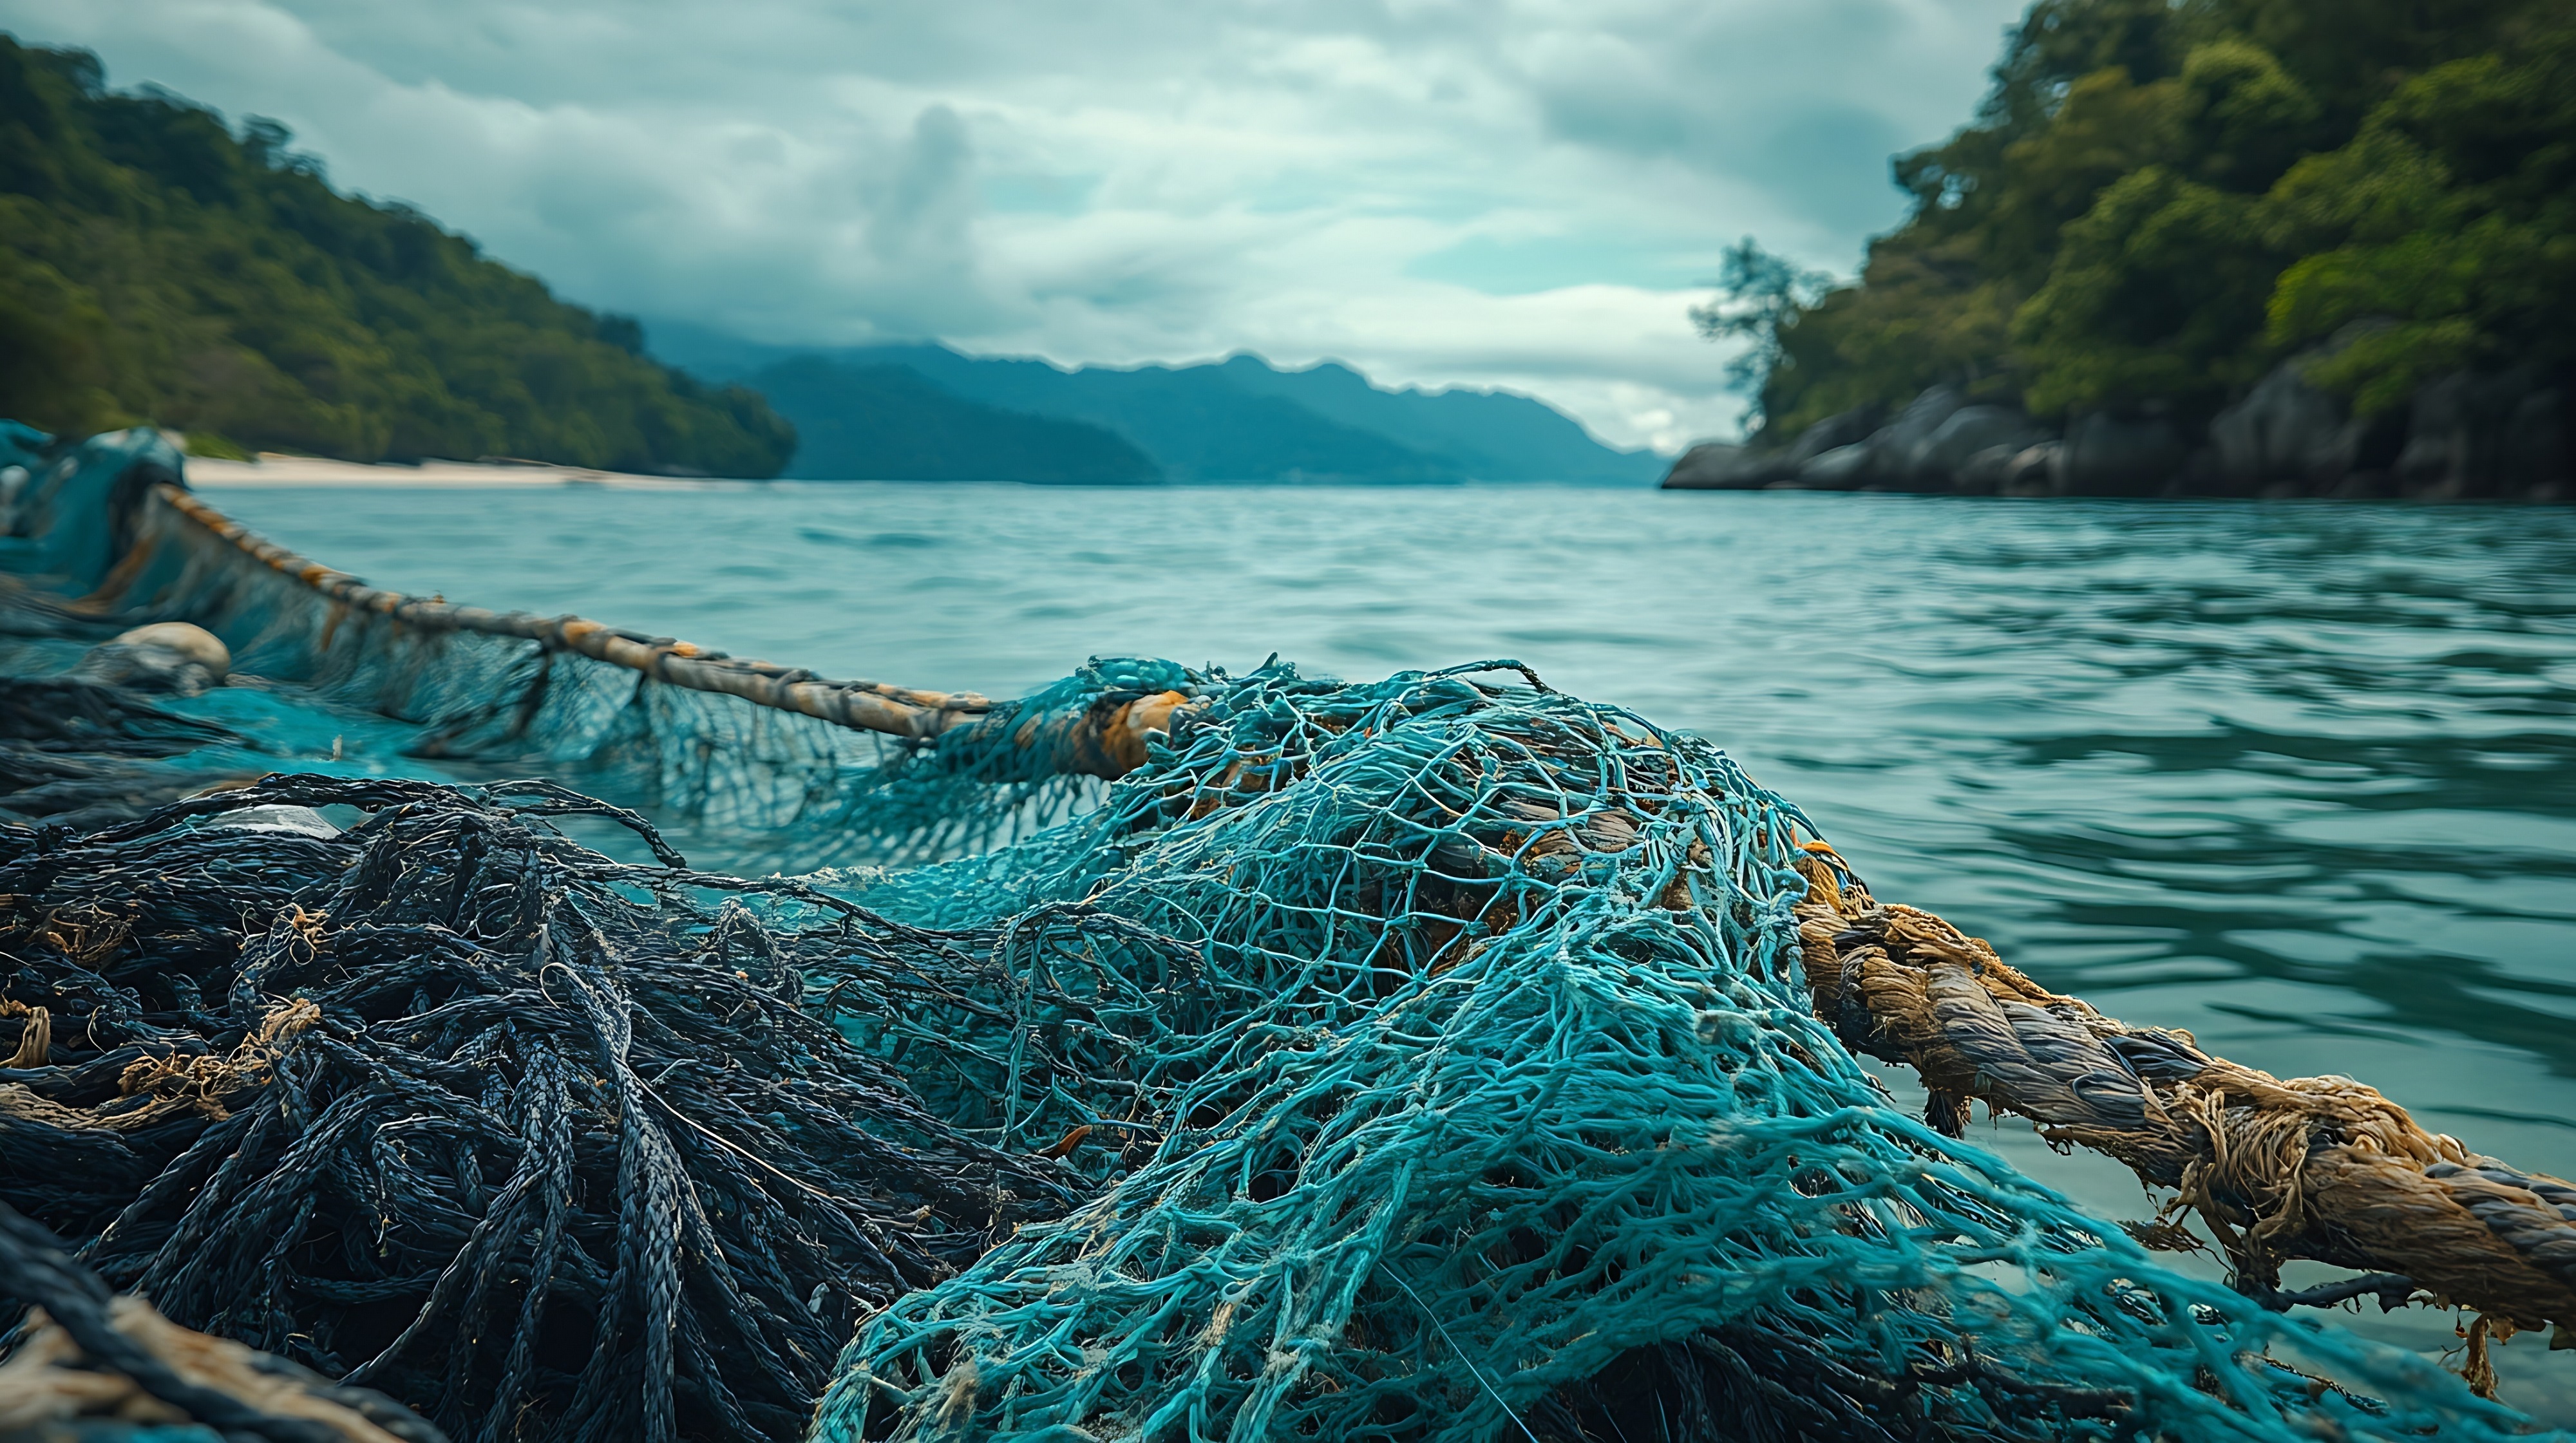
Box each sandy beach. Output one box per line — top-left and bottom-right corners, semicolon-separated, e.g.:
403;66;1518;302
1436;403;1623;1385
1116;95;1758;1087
185;453;751;489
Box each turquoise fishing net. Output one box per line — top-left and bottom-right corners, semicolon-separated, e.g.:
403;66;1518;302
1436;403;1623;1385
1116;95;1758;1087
93;472;1175;866
802;660;2522;1442
0;424;180;594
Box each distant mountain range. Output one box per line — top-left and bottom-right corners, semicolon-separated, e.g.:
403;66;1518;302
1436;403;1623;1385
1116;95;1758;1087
647;319;1664;486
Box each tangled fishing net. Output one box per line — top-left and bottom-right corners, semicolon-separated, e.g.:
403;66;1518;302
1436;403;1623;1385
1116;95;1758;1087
2;431;2572;1442
0;1195;446;1443
0;774;1139;1441
805;659;2547;1442
104;476;1141;869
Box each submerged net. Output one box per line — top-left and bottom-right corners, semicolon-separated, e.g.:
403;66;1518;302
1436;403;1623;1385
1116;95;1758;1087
0;675;246;827
89;475;1188;869
1;434;2571;1442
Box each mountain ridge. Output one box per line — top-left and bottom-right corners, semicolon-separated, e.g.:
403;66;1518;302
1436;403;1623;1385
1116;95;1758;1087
750;357;1159;484
649;320;1665;486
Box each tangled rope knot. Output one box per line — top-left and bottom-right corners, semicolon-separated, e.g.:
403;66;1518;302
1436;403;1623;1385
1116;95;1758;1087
0;1198;444;1442
1792;846;2576;1371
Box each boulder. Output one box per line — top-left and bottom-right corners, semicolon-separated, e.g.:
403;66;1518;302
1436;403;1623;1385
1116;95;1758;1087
2395;374;2473;495
2001;443;2060;497
1722;451;1803;487
2394;370;2565;499
1909;406;2046;490
1669;407;1880;491
1788;443;1878;490
1660;442;1750;489
2052;413;2188;496
2503;386;2570;502
1763;391;1964;491
1783;408;1882;467
1953;443;2021;496
2210;361;2352;492
1870;386;1966;488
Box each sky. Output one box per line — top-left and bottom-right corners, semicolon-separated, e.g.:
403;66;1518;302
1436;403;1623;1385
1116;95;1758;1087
2;0;2030;452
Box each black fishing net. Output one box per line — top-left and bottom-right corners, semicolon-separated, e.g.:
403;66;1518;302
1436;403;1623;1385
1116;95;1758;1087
0;774;1154;1442
0;678;228;822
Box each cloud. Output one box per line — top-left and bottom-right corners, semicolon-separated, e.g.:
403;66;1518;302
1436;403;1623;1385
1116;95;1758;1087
0;0;2028;448
870;106;973;265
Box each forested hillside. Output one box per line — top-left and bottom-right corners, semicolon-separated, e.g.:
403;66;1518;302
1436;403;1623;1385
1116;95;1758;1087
1722;0;2575;442
0;39;793;476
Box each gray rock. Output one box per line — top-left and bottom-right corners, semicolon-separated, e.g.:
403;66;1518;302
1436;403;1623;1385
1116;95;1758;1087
1873;386;1966;486
1783;408;1881;467
2503;387;2569;502
2052;413;2187;496
2002;443;2061;497
1671;407;1879;491
1790;442;1879;490
1659;442;1749;489
1909;406;2046;489
2396;370;2564;499
1797;388;1969;492
1727;453;1803;487
1953;443;2022;496
2209;359;2358;491
2395;378;2468;495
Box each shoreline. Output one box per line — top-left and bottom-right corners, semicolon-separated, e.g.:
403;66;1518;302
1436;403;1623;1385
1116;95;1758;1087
185;453;747;489
181;457;1660;490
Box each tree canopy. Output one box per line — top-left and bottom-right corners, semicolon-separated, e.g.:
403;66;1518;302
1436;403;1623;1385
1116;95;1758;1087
0;38;795;476
1731;0;2576;438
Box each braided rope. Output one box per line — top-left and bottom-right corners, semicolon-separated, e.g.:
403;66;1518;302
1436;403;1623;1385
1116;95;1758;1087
0;1198;438;1441
1792;846;2576;1354
146;484;996;742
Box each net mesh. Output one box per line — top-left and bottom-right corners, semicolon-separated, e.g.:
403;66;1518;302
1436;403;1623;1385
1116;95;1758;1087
0;773;1138;1443
105;486;1167;869
800;660;2523;1443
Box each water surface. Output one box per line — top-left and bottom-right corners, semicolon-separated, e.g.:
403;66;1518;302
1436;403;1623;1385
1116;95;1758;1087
207;479;2576;1407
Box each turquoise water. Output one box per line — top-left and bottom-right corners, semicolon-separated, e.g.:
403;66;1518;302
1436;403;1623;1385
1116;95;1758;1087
203;478;2576;1409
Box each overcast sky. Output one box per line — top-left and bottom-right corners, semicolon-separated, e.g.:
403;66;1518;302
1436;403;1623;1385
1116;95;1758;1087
4;0;2026;451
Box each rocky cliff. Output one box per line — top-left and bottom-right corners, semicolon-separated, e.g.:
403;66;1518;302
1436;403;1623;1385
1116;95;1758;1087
1666;352;2568;502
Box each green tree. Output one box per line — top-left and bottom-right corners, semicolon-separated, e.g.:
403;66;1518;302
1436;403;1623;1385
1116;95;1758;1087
2267;28;2576;412
1688;238;1831;429
1707;0;2575;437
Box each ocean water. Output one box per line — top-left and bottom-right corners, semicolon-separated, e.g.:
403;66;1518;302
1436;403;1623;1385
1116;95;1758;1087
204;478;2576;1409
